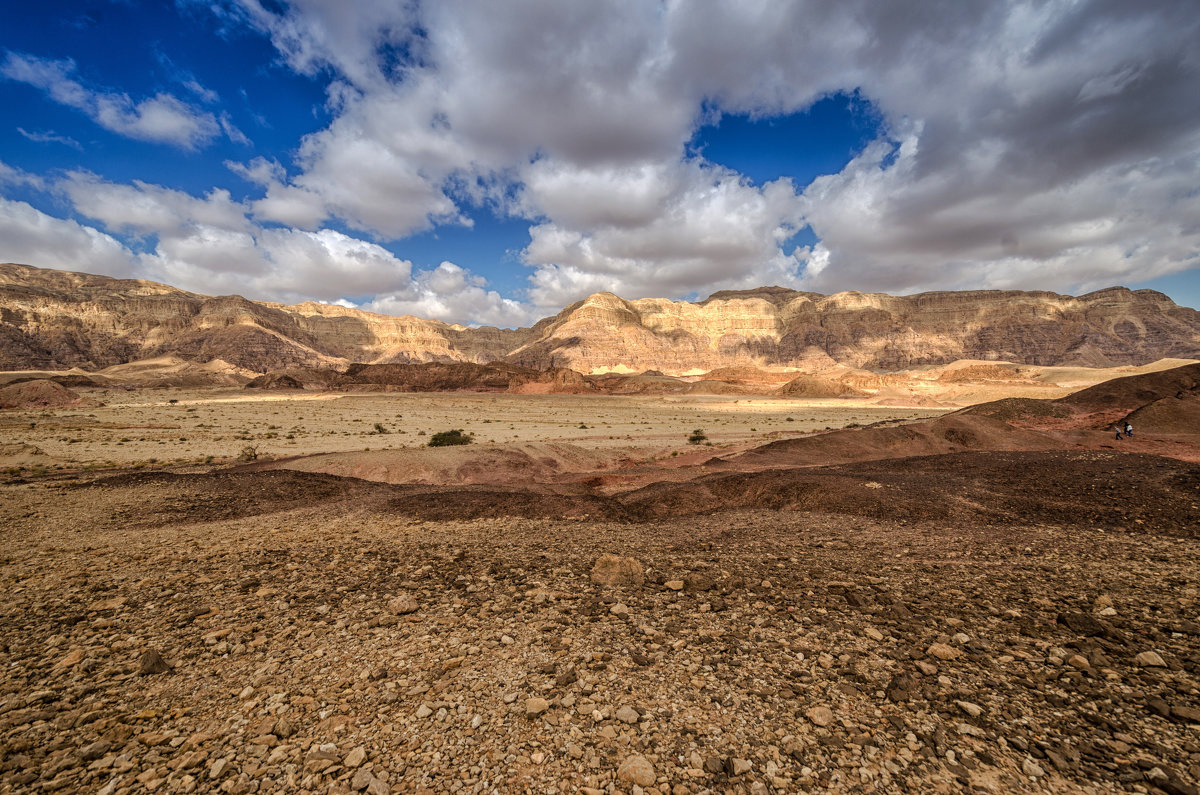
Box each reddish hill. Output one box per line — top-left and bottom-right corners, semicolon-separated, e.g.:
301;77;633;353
245;373;306;390
334;361;594;394
710;413;1064;471
1056;362;1200;412
0;379;100;409
616;450;1200;533
949;362;1200;433
777;373;866;398
1124;390;1200;435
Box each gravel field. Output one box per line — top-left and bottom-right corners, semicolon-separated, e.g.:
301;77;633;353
2;466;1199;794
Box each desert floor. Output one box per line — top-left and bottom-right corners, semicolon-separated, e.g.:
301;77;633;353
0;389;944;474
1;389;1199;795
1;464;1199;795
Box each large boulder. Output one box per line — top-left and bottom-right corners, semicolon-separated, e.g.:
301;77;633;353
589;554;644;587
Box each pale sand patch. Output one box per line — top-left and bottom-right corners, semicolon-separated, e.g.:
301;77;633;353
0;388;942;473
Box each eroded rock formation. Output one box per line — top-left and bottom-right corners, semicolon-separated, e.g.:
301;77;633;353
3;263;1198;374
508;287;1200;373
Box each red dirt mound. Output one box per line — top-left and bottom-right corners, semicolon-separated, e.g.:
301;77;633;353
362;450;1199;535
3;374;102;388
251;442;629;487
701;366;797;386
711;413;1057;470
951;361;1200;433
385;486;641;521
958;397;1072;422
246;367;342;389
0;379;100;409
336;362;593;394
1056;362;1200;412
76;470;394;526
245;373;305;389
586;373;689;395
778;374;866;398
936;363;1027;382
618;450;1200;535
1124;391;1200;434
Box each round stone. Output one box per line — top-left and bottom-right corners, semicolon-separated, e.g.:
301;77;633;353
617;755;656;787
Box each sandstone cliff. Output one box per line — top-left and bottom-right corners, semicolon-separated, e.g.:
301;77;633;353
507;286;1200;373
0;263;528;371
2;262;1198;375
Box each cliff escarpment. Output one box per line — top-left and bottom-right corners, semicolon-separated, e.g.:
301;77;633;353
2;263;1198;374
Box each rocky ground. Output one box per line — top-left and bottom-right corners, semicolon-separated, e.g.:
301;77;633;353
1;460;1199;794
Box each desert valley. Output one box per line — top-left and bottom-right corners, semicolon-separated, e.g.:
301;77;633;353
1;263;1200;795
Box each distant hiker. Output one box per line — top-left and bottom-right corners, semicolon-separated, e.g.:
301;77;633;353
1115;426;1123;440
1124;422;1133;438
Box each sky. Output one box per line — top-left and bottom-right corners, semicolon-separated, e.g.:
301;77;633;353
1;1;1198;328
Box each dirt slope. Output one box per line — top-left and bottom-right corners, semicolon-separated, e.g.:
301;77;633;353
250;443;633;487
0;379;100;409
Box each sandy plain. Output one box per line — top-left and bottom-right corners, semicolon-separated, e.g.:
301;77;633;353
0;389;945;476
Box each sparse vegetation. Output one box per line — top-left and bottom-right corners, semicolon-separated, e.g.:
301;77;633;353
687;428;707;444
428;429;472;447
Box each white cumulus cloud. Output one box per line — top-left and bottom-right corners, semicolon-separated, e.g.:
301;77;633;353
0;198;137;277
362;262;537;328
216;0;1200;308
1;52;225;149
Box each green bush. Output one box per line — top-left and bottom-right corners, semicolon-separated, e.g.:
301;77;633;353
428;429;472;447
687;429;707;444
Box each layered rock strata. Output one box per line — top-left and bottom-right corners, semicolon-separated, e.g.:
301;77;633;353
2;263;1198;374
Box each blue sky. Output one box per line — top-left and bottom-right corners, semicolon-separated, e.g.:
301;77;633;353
1;1;1197;326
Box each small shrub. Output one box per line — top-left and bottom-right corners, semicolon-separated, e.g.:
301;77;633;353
687;429;707;444
168;399;178;405
428;429;472;447
238;446;258;462
373;423;389;434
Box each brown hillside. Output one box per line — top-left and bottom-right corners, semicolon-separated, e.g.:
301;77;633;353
0;379;100;409
777;373;866;398
1056;362;1200;411
334;361;594;394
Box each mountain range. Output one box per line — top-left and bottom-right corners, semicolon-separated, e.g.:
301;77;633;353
2;262;1198;375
